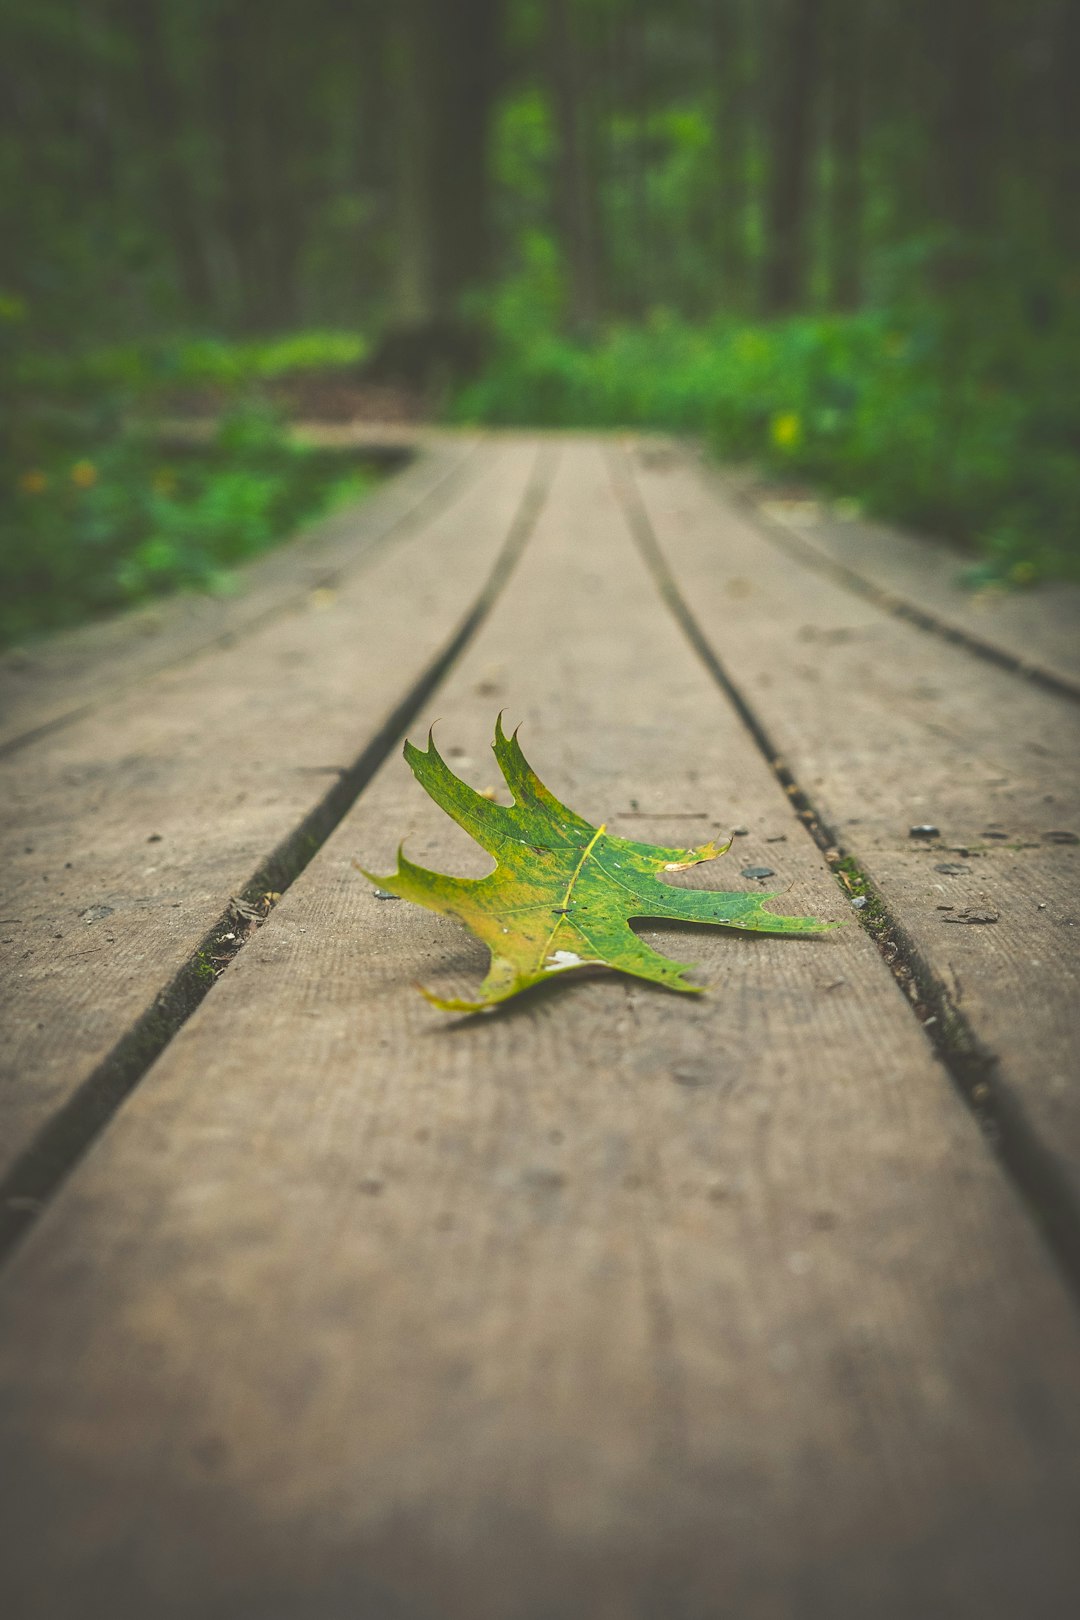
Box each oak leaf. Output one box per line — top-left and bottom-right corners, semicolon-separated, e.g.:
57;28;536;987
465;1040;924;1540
362;719;836;1013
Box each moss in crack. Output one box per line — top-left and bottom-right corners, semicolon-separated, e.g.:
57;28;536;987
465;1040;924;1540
831;854;932;1023
830;848;998;1107
833;856;887;929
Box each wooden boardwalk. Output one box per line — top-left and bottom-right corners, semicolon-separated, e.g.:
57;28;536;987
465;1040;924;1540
2;433;1079;1619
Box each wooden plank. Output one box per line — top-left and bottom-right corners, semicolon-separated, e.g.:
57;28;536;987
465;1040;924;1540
0;433;477;755
2;440;1079;1620
626;444;1080;1210
0;438;546;1188
732;473;1080;696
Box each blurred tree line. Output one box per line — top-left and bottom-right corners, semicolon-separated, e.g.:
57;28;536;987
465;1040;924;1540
3;0;1079;612
3;0;1076;344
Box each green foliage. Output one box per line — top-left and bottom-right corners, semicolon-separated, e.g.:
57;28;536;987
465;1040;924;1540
452;271;1080;583
18;330;368;402
363;719;835;1013
0;399;376;647
6;0;1077;598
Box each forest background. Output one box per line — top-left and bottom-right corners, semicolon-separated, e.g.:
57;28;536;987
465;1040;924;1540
2;0;1078;644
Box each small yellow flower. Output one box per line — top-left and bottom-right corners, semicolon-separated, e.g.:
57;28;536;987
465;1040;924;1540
71;459;98;489
770;411;802;450
18;469;48;495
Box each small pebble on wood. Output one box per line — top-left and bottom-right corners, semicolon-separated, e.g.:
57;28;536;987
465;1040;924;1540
908;824;940;839
741;866;775;879
851;896;868;910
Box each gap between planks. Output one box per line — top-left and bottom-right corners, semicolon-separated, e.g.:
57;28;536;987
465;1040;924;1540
610;443;1080;1308
0;443;557;1266
2;441;1080;1619
707;458;1080;706
0;438;540;1187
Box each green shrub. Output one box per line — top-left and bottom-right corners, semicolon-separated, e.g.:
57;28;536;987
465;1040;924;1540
0;401;376;646
453;287;1080;584
18;329;368;401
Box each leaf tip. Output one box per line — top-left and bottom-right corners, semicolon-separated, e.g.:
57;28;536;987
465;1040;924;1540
416;981;494;1015
404;719;442;762
493;709;525;754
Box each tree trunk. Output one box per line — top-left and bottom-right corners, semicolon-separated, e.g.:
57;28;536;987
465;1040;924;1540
215;1;271;329
825;0;863;309
630;9;652;314
1053;0;1080;260
549;0;599;333
387;3;435;328
257;5;312;331
712;0;750;309
937;0;997;239
428;0;500;313
385;0;499;331
366;0;500;386
761;0;822;315
128;0;216;316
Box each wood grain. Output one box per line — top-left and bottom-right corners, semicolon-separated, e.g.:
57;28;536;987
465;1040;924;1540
0;438;543;1183
628;443;1080;1206
732;469;1080;694
2;440;1078;1620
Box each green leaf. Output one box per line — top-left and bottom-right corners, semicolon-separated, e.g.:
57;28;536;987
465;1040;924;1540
362;718;838;1013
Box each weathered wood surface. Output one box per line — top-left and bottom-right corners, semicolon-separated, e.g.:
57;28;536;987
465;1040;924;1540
730;470;1080;694
626;444;1080;1212
1;440;1079;1620
0;433;476;756
0;437;547;1186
